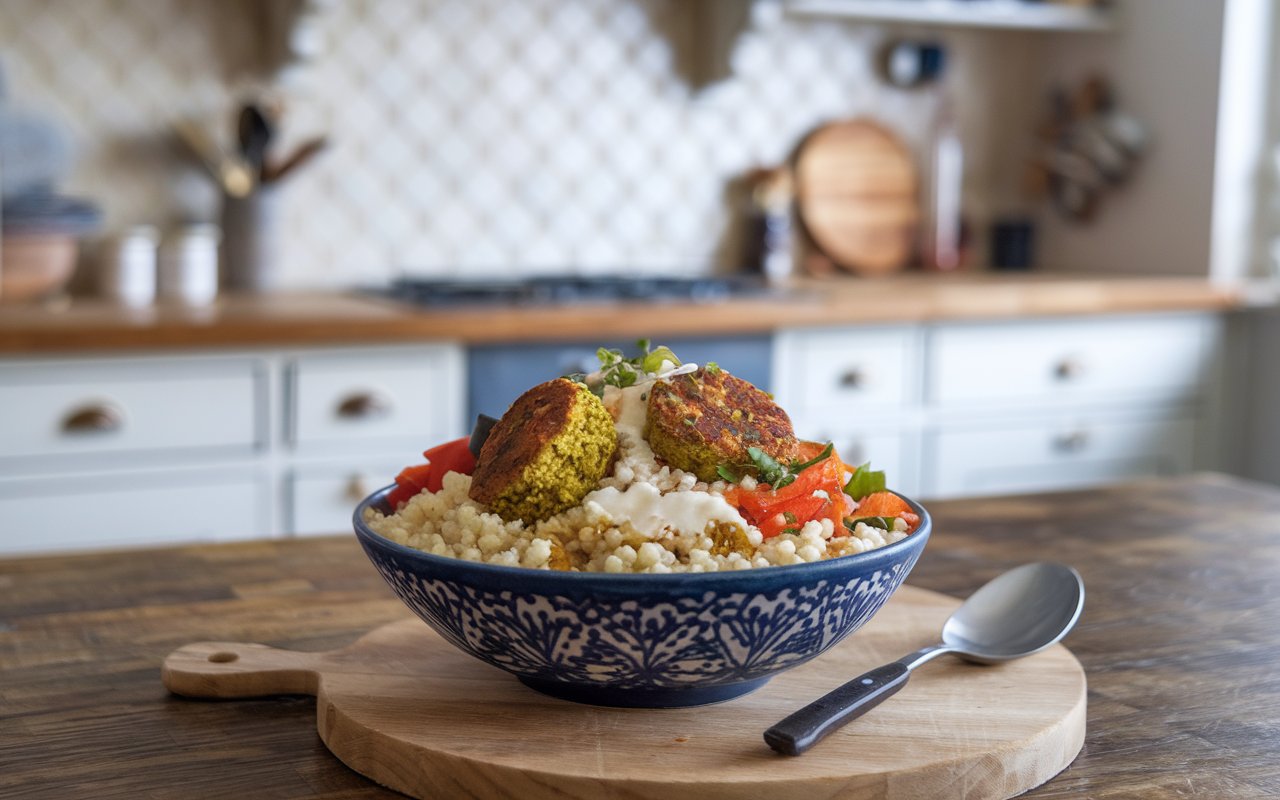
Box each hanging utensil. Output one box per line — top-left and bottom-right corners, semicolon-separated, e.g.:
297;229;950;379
261;136;329;184
172;118;254;198
237;103;273;180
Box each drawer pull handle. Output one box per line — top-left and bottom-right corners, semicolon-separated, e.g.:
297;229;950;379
337;392;392;420
1053;431;1090;453
1053;358;1084;382
838;369;866;390
61;404;124;435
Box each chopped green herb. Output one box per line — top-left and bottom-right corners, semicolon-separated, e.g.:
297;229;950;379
789;442;834;474
747;446;792;488
724;440;837;490
641;345;681;374
716;464;741;482
683;417;696;426
782;511;797;524
781;527;801;535
593;341;682;388
705;361;722;375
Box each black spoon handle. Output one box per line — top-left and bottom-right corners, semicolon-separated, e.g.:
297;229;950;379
763;661;911;756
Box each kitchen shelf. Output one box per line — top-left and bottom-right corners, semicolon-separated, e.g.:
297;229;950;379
785;0;1116;33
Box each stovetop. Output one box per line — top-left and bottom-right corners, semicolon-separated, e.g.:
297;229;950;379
367;274;778;308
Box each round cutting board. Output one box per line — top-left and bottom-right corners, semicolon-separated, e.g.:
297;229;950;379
163;584;1086;800
793;119;919;276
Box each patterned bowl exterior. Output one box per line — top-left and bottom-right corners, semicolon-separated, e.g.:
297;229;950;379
354;486;930;707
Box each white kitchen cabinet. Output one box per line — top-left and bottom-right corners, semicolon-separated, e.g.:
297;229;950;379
923;413;1197;498
0;343;465;555
927;315;1215;410
773;325;923;496
0;355;265;467
289;348;462;450
776;311;1222;501
0;466;267;555
287;460;404;537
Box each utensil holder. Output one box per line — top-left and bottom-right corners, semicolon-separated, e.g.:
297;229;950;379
220;186;280;293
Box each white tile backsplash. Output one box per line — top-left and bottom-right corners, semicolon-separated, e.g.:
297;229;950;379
0;0;1016;287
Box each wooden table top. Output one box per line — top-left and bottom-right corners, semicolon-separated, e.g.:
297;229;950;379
2;472;1278;798
0;274;1260;355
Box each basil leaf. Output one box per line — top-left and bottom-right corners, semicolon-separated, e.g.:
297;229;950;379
844;463;886;500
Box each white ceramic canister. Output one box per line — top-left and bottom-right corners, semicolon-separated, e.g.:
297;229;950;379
159;224;221;306
99;225;159;307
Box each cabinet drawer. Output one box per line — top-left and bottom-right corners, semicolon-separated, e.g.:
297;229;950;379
288;462;402;536
0;468;265;555
928;315;1213;407
0;357;262;462
925;414;1195;499
290;349;462;448
774;327;916;414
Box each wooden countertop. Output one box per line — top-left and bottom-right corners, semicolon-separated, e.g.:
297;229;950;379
0;273;1265;355
3;473;1278;797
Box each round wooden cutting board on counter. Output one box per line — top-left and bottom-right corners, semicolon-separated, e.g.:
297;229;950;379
162;584;1086;800
793;119;919;276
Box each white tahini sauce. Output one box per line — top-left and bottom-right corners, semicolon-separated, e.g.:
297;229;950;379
583;481;748;539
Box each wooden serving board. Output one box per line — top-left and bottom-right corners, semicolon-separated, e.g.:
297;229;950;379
162;584;1085;800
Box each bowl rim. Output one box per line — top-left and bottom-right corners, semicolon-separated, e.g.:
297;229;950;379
353;483;931;588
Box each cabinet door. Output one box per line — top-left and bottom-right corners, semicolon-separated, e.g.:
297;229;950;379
773;327;918;417
0;357;263;465
288;461;402;536
0;467;266;555
289;347;464;450
924;414;1196;499
928;315;1215;409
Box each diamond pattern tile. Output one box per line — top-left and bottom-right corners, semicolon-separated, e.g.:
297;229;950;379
1;0;960;287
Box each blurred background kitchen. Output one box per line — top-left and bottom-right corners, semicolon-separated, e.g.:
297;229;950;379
2;0;1279;554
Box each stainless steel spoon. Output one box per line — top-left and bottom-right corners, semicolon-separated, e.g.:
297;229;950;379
764;561;1085;756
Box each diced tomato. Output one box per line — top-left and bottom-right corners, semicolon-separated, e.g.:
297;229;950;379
385;437;476;508
852;491;920;533
726;441;851;539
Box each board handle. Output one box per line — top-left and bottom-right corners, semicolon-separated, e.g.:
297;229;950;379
162;641;326;698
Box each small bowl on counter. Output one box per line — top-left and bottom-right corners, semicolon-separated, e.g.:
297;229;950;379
353;485;932;708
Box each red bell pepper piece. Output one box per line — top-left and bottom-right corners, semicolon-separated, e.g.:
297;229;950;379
385;437;476;508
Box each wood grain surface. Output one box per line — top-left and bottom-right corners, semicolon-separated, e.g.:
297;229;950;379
3;473;1280;798
793;120;919;276
161;587;1085;800
0;275;1252;355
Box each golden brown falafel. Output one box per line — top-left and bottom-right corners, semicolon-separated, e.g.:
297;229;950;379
645;366;798;482
468;378;617;524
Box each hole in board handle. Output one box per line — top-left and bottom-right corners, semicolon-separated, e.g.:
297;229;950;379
207;651;239;664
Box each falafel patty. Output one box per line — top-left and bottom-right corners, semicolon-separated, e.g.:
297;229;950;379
645;366;798;482
468;378;618;524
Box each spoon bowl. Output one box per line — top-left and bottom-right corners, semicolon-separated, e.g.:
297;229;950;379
765;562;1085;755
941;561;1085;664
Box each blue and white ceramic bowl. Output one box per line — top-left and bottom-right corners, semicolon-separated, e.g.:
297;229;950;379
353;486;931;708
